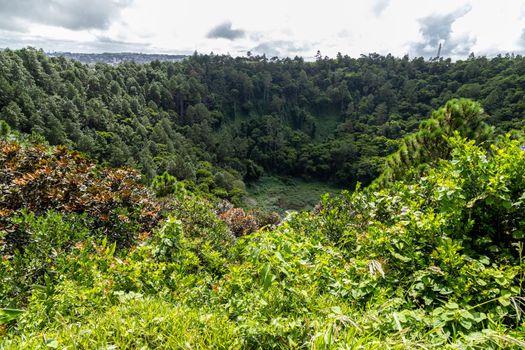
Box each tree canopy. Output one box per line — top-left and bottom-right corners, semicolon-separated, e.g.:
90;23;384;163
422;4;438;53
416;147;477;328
2;48;525;202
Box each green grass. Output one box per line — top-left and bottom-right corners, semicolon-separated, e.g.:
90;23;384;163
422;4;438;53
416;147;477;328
243;176;341;214
2;294;238;349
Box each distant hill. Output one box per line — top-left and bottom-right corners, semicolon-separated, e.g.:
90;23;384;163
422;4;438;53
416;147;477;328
46;51;187;65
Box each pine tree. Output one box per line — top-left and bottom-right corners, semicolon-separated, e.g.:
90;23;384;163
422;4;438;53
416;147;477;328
373;99;494;187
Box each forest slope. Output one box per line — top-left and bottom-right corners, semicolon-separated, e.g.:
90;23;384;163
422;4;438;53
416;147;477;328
2;48;525;208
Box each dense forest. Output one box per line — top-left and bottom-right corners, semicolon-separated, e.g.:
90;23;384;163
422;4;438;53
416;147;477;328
1;48;525;348
2;48;525;206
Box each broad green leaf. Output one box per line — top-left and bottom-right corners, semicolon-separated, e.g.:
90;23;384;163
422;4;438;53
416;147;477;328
0;308;24;325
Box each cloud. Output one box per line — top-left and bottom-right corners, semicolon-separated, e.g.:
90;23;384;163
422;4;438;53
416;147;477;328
519;28;525;51
249;32;264;41
0;17;27;32
371;0;389;16
207;21;245;40
411;5;475;58
251;40;312;57
337;29;351;38
92;35;150;52
0;0;133;31
0;32;151;53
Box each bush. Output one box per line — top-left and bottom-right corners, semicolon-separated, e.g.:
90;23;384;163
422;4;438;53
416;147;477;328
151;171;185;198
218;208;258;237
0;140;163;249
2;105;525;349
0;211;90;305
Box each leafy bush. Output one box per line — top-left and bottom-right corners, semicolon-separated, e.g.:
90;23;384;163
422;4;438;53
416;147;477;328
151;171;186;198
0;211;91;305
0;139;163;249
218;208;258;237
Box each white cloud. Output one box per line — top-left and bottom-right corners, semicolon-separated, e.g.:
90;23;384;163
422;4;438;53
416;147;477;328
0;0;132;31
372;0;390;17
0;0;523;58
411;4;474;57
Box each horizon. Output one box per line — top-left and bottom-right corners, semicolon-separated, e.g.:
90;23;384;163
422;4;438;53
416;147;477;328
5;46;525;63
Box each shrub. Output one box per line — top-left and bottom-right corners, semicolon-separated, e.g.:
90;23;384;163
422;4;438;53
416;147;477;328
0;140;163;249
218;208;258;237
0;211;91;305
151;171;186;198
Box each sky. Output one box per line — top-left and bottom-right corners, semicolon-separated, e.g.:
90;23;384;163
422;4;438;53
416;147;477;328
0;0;524;59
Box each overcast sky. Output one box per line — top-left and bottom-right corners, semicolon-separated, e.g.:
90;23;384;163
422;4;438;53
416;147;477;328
0;0;524;59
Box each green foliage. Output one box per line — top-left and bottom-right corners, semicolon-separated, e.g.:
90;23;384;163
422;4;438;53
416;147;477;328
151;171;185;198
0;120;10;137
4;294;239;349
0;309;23;325
0;211;91;305
4;48;525;202
2;119;525;348
152;216;184;261
0;138;163;249
3;52;525;348
374;98;494;187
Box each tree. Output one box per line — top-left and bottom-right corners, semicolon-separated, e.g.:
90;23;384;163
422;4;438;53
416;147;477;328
1;102;25;129
374;99;494;187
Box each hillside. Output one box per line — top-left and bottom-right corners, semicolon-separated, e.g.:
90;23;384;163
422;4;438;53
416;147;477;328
3;48;525;210
1;99;524;348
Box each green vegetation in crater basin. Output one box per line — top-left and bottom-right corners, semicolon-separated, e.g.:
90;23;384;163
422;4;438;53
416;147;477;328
243;176;341;214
